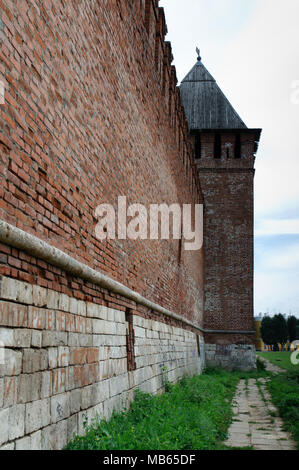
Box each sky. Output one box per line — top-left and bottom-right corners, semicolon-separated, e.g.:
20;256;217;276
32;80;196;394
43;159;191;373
160;0;299;317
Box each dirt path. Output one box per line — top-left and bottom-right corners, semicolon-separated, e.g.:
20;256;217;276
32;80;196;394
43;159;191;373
224;378;296;450
258;355;286;374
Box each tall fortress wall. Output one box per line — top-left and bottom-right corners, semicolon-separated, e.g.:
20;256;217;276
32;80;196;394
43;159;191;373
0;0;206;450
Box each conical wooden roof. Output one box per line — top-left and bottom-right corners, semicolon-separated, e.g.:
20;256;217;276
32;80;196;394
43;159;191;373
180;58;247;130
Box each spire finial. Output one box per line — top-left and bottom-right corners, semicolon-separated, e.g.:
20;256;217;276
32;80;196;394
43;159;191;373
196;47;201;62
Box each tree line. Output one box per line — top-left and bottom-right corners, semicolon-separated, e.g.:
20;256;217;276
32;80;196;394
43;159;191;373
260;314;299;351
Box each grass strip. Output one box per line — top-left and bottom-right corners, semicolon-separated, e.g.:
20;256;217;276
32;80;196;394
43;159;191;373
266;370;299;448
66;368;243;450
257;351;299;372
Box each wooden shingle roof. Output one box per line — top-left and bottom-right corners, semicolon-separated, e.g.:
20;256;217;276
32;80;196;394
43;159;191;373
180;58;247;130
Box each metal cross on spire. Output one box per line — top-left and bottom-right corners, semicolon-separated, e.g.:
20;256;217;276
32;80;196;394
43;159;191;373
196;47;201;62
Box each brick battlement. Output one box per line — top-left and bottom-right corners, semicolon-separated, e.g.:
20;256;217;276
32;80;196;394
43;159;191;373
142;0;202;201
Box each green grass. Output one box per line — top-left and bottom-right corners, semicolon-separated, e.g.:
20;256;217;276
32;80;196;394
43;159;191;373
66;368;260;451
67;365;299;451
257;351;299;372
256;353;299;447
266;370;299;449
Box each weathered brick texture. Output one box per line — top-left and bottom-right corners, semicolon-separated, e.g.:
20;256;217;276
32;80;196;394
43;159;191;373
195;130;258;368
0;0;203;325
196;131;256;334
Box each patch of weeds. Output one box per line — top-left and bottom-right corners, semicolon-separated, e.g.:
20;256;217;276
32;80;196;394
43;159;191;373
65;367;275;451
221;445;255;451
256;381;268;404
161;365;172;393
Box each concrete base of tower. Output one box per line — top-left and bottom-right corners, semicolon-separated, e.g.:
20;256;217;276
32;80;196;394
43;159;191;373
205;344;257;371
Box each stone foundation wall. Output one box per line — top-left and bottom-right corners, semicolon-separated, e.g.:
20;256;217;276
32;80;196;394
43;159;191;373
0;276;204;450
205;344;256;372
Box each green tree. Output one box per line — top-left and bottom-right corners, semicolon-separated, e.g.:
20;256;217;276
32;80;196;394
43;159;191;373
260;316;276;349
287;316;297;344
273;314;288;350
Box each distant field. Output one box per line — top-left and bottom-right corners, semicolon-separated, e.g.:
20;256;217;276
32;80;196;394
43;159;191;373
257;351;299;372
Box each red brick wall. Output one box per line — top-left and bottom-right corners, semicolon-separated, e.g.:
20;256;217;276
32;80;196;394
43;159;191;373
196;131;257;338
0;1;203;325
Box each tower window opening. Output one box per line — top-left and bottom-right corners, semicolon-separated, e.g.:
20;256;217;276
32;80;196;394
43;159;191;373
214;133;221;159
234;134;241;159
195;134;201;159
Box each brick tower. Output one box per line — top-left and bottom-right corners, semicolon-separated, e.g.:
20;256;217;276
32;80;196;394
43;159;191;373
180;50;262;370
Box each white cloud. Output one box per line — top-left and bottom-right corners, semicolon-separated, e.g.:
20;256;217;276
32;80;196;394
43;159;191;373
255;218;299;237
262;243;299;270
254;270;299;316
